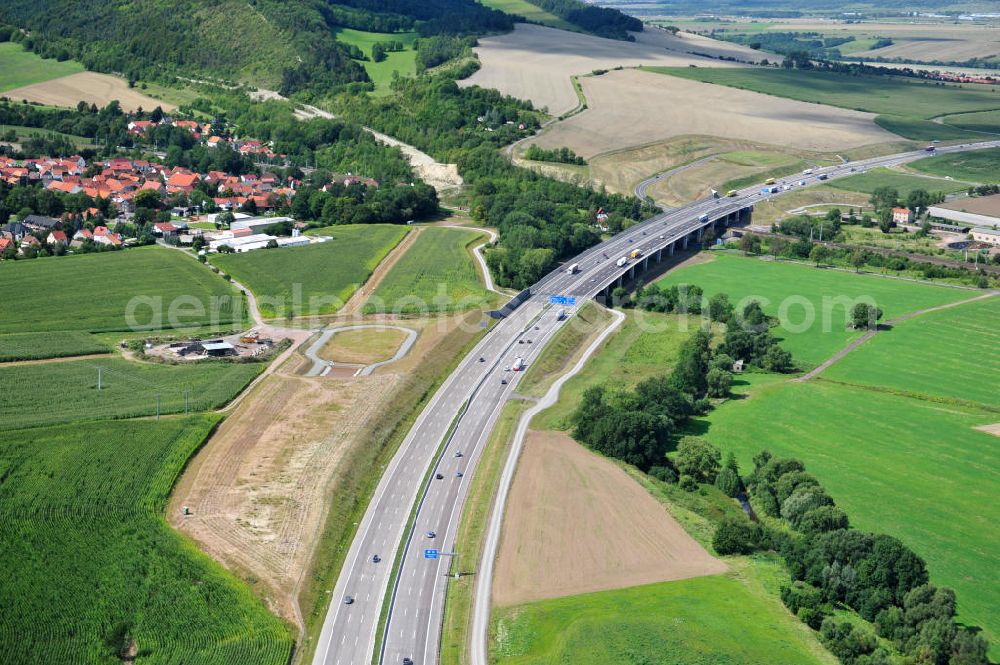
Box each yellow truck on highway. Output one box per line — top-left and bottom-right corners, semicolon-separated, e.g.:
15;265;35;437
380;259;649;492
629;249;643;259
764;177;777;185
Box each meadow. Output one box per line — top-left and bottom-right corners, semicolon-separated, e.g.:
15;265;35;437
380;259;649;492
824;294;1000;407
697;379;999;652
827;167;969;197
938;110;1000;136
0;41;83;92
533;310;702;430
479;0;578;31
491;573;833;665
364;227;494;314
213;224;407;318
656;253;970;367
646;66;1000;141
907;147;1000;182
0;246;243;336
0;331;108;362
0;357;262;429
333;28;418;93
0;416;292;664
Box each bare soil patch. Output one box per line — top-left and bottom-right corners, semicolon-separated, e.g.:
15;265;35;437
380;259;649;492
531;69;895;161
492;430;726;607
168;311;481;625
4;72;173;112
462;24;760;116
170;359;401;625
319;328;408;365
974;423;1000;437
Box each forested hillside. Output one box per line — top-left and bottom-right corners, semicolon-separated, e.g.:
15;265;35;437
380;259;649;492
0;0;513;94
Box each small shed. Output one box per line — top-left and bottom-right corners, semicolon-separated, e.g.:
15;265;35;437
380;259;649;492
202;342;236;357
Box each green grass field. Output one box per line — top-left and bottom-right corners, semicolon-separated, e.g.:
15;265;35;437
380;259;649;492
0;123;93;145
0;357;262;429
478;0;578;31
938;110;1000;135
0;416;293;664
0;331;108;362
533;310;703;430
656;253;969;367
827;167;969;197
213;224;407;318
697;379;999;653
0;247;243;336
364;227;494;314
825;295;1000;407
907;147;1000;183
492;573;833;665
333;28;418;93
643;66;1000;141
0;42;84;92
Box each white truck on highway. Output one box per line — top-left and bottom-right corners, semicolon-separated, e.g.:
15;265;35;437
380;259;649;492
512;357;525;371
698;213;709;222
566;262;579;274
616;256;628;267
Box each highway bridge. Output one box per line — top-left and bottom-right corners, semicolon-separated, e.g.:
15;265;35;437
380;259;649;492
312;139;1000;665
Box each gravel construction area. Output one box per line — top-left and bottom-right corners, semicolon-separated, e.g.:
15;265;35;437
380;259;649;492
461;24;760;116
530;68;896;159
492;430;726;607
3;71;173;112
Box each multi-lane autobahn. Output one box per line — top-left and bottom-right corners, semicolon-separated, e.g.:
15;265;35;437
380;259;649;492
313;139;1000;665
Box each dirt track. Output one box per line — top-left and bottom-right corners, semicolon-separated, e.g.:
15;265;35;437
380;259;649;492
492;430;726;607
3;72;172;112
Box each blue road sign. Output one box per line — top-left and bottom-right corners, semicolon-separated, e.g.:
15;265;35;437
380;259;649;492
549;295;577;306
424;549;439;559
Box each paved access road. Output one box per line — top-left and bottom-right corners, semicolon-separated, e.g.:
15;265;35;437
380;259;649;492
313;139;1000;665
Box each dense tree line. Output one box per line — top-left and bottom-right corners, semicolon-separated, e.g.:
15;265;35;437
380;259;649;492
461;146;653;287
288;180;437;226
414;35;475;71
721;30;858;60
523;145;586;165
524;0;642;40
711;451;992;665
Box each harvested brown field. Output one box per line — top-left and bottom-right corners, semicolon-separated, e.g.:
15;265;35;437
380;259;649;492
3;71;173;112
461;23;761;116
529;68;896;161
492;431;726;607
319;327;408;365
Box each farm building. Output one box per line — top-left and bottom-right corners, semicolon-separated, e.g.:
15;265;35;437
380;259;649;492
929;193;1000;229
891;208;914;225
231;216;293;234
209;233;277;253
971;227;1000;246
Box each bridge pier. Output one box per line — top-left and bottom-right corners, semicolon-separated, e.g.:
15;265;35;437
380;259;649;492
656;248;662;262
682;235;689;250
697;227;704;242
669;242;675;256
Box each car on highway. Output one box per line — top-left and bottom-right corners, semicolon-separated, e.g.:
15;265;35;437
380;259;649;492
372;554;381;563
518;339;525;344
478;356;485;362
403;659;414;665
425;531;436;538
455;451;463;457
344;596;354;605
435;473;444;480
501;379;508;385
456;471;464;478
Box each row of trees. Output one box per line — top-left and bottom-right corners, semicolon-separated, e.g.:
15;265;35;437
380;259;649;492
523;145;586;165
710;451;991;665
288;181;438;227
525;0;642;40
